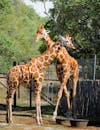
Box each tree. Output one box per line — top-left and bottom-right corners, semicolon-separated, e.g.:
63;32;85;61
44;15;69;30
0;0;46;73
44;0;100;58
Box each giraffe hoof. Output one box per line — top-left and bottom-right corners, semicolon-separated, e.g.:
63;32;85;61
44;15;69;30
36;118;42;126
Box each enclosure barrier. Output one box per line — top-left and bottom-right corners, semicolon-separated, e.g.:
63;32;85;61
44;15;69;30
0;57;100;120
60;80;100;119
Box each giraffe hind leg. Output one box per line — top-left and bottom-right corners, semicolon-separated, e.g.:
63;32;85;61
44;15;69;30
72;76;78;118
6;88;16;124
73;76;78;98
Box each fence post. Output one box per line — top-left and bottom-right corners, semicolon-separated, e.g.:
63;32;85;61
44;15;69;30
17;62;20;99
93;54;96;81
13;61;17;108
30;81;32;108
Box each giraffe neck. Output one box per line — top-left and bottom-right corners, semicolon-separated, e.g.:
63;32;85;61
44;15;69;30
29;44;59;70
44;34;55;48
44;34;70;57
41;44;59;69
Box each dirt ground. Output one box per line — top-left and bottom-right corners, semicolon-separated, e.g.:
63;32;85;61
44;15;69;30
0;110;100;130
0;77;100;130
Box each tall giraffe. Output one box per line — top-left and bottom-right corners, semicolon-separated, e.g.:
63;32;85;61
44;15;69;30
6;36;69;125
35;25;79;120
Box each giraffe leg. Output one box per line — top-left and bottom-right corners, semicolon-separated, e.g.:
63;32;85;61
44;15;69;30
36;102;41;125
52;66;63;121
52;87;63;121
35;83;43;125
6;88;16;124
73;76;78;98
52;77;70;121
36;96;43;125
72;76;78;118
38;102;43;125
63;85;71;110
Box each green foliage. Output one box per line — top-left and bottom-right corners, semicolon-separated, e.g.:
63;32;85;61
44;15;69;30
0;34;15;72
0;0;12;14
0;0;46;73
45;0;100;58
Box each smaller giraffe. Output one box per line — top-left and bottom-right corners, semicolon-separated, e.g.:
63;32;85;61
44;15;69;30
6;35;70;125
35;25;79;120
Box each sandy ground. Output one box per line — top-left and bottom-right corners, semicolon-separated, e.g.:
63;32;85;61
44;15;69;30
0;76;100;130
0;111;100;130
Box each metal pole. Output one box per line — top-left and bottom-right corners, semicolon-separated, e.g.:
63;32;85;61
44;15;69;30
30;83;32;108
47;66;50;99
17;62;20;99
93;54;96;81
13;61;17;108
18;87;20;99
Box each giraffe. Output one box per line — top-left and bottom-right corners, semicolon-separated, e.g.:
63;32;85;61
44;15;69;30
6;36;70;125
35;25;79;120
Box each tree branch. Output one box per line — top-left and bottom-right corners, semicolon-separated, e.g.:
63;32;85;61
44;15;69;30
43;0;60;23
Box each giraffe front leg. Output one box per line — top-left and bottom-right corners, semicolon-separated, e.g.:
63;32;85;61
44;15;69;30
36;104;41;125
52;87;63;121
35;90;43;125
38;104;43;125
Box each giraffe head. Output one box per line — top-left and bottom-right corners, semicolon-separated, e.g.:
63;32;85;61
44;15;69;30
59;34;75;49
35;26;75;49
65;34;75;49
35;25;50;42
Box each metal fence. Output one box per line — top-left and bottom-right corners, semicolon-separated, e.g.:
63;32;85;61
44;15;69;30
78;56;100;80
60;80;100;119
42;60;100;119
0;56;100;80
43;56;100;81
